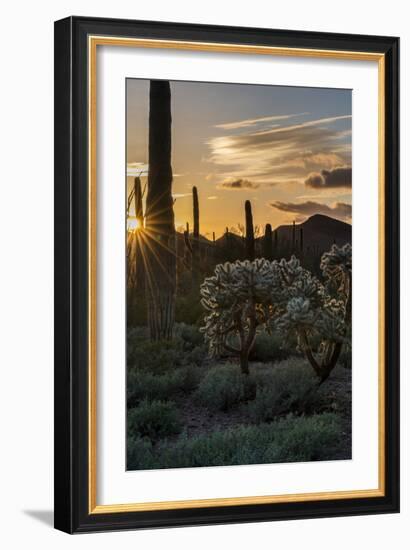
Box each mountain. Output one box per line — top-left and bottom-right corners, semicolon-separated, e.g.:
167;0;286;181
273;214;351;253
174;214;351;269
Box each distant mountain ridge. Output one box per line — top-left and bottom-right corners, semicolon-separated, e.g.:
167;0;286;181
206;214;351;247
273;214;351;252
176;214;351;266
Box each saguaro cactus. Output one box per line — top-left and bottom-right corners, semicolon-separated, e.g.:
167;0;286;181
134;177;144;228
144;80;176;341
263;223;273;260
245;200;255;261
134;176;145;289
192;186;200;281
274;229;278;258
183;222;192;269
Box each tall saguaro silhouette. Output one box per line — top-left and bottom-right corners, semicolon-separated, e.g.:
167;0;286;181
144;80;176;340
192;186;200;283
245;200;255;261
134;176;145;289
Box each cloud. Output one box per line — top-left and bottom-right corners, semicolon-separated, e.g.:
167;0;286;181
207;196;218;200
218;178;260;190
305;166;352;188
207;114;352;189
127;162;148;176
214;112;309;130
127;162;183;178
270;200;351;221
172;193;191;199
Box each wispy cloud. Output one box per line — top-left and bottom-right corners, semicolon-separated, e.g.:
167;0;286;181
214;112;309;130
172;193;192;199
207;114;352;189
127;162;148;176
127;162;184;178
270;200;351;222
207;196;218;200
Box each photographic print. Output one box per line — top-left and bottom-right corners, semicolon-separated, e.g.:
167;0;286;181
55;18;399;532
126;79;352;471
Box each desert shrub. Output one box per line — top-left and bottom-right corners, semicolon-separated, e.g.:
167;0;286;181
127;413;346;470
175;290;204;325
249;332;293;363
127;400;182;440
127;339;181;373
127;324;207;373
265;412;346;462
194;364;253;411
174;322;204;350
246;359;320;422
127;435;155;470
127;365;201;407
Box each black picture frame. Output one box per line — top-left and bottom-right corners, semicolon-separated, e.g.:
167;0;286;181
54;15;400;534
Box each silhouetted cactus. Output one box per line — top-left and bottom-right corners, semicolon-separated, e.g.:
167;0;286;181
245;200;255;260
183;221;192;268
144;80;176;341
134;177;143;228
133;176;145;289
192;186;200;281
292;220;296;251
263;223;273;260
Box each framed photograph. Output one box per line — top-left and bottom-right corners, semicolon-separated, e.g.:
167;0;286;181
54;16;399;533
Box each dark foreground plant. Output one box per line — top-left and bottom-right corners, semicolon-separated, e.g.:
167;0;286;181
246;359;320;422
127;412;347;470
194;363;253;411
127;400;182;440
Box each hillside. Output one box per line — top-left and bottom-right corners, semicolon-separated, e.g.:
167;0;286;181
273;214;351;252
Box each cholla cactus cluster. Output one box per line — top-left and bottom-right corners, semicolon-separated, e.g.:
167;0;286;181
201;245;352;380
200;259;278;373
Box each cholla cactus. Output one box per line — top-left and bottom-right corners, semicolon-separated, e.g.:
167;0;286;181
321;243;352;318
275;247;351;382
200;259;277;374
321;243;352;277
201;245;351;382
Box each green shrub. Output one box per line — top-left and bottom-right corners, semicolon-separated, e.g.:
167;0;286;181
127;339;181;374
267;413;346;462
175;290;204;325
127;365;201;407
127;435;155;470
246;359;319;422
194;364;252;411
174;322;204;350
127;400;182;440
127;413;346;470
249;332;293;363
127;325;206;374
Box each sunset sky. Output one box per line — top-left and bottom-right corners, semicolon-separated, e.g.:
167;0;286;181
126;79;352;238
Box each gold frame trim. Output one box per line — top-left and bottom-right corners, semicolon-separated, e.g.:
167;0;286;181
88;35;386;514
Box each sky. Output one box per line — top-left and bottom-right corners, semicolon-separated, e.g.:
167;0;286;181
126;79;352;238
